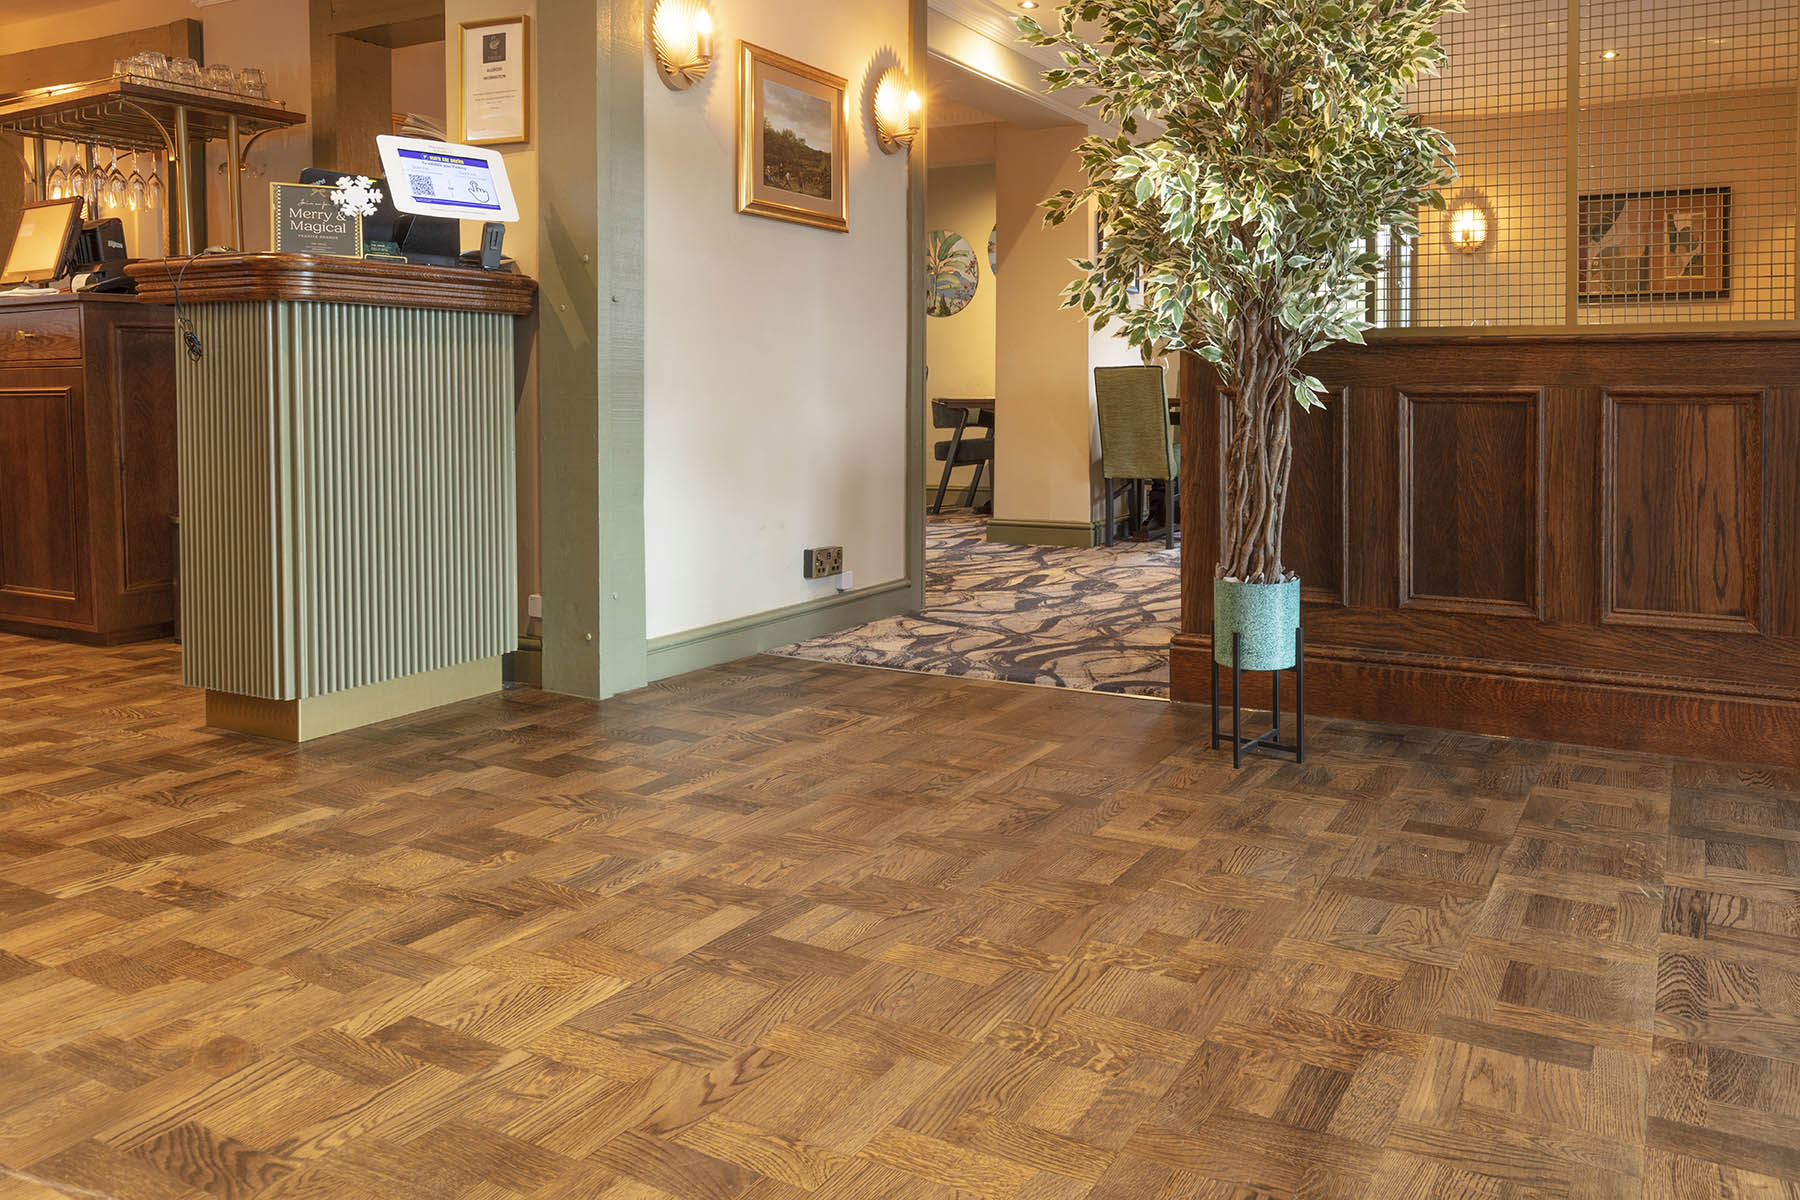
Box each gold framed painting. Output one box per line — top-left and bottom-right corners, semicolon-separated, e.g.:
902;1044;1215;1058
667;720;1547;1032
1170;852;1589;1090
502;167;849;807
1577;186;1730;303
737;42;849;233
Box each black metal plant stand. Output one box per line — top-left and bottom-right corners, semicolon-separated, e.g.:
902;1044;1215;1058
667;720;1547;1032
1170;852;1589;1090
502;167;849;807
1211;627;1305;768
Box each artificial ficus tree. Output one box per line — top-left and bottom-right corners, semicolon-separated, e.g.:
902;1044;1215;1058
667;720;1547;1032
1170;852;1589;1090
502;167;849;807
1021;0;1458;584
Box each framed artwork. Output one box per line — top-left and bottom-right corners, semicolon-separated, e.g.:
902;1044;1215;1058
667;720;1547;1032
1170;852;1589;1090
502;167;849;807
927;230;979;317
1578;186;1730;303
460;16;530;145
738;42;849;232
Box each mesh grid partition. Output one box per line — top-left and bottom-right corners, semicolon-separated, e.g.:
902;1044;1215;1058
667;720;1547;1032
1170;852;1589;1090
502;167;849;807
1403;0;1569;328
1388;0;1799;331
1576;0;1796;324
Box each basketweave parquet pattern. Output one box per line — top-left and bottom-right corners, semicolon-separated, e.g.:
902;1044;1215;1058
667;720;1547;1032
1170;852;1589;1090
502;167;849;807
2;634;1799;1199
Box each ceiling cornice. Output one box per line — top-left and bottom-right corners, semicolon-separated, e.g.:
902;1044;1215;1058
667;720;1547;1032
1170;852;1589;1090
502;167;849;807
926;0;1109;132
927;0;1065;72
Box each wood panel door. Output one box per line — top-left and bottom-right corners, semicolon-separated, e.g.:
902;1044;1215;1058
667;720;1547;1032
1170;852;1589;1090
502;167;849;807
0;369;91;627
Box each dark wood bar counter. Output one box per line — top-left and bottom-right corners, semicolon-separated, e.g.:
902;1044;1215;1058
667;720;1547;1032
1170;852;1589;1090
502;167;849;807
1175;333;1800;768
0;291;177;643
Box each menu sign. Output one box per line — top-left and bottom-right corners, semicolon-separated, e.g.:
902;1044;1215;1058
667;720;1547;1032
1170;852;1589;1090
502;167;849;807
270;183;363;258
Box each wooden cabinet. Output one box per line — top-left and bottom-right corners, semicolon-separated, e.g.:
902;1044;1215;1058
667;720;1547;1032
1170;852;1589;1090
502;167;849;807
0;294;177;643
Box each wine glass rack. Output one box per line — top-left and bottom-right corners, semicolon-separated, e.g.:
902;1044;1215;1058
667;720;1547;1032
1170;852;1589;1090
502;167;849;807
0;76;305;256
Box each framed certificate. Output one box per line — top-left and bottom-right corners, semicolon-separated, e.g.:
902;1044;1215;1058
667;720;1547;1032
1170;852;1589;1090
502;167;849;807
460;16;530;146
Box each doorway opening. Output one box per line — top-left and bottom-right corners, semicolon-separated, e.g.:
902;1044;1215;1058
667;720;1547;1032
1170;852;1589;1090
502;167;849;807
774;56;1182;698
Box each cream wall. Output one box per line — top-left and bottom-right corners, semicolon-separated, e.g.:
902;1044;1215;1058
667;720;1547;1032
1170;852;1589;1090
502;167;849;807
444;0;540;636
3;0;311;256
642;0;912;639
392;42;447;123
926;162;996;496
994;123;1095;530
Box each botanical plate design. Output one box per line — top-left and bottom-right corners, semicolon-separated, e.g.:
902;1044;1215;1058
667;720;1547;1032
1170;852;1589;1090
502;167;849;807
927;229;980;318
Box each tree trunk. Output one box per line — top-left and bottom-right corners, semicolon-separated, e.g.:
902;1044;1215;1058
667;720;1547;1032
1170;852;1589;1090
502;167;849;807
1221;314;1295;585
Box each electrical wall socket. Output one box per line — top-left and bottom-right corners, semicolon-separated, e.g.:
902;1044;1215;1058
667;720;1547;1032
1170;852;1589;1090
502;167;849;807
802;546;844;579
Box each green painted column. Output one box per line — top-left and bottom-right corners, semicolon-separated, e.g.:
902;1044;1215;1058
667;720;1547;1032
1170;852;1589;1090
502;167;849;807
537;0;649;699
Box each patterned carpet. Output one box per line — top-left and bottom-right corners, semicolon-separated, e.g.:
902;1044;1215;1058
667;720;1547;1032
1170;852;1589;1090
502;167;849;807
773;515;1180;697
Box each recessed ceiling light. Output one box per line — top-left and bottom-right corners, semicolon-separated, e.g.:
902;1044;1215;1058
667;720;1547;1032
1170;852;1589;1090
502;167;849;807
1019;1;1038;8
1600;49;1618;59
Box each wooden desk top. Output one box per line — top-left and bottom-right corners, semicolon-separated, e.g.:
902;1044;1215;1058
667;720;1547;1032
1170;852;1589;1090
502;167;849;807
125;253;537;317
0;290;150;308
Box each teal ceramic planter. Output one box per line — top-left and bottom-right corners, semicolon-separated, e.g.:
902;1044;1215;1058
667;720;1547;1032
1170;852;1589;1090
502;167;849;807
1213;577;1301;671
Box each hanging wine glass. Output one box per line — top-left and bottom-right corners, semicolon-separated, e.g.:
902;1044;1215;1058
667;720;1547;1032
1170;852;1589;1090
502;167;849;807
147;158;165;211
46;144;67;199
68;151;88;213
86;155;104;215
127;153;147;212
105;147;128;210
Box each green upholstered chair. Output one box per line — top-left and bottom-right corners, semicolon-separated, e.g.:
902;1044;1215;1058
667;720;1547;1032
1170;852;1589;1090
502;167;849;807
1095;365;1179;547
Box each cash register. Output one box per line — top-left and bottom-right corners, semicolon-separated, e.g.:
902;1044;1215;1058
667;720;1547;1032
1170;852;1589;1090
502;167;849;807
1;196;134;292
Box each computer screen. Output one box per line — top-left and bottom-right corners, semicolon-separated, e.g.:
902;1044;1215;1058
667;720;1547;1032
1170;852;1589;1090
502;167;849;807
1;198;82;285
377;136;519;223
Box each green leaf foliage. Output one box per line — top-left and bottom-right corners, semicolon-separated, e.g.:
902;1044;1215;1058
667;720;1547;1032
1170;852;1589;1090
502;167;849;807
1019;0;1459;392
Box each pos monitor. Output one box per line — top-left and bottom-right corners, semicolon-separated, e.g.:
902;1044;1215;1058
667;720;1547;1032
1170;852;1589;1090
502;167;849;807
376;136;520;224
2;198;83;286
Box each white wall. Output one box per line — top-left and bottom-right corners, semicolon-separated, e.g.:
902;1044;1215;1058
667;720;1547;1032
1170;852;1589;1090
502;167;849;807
643;0;912;638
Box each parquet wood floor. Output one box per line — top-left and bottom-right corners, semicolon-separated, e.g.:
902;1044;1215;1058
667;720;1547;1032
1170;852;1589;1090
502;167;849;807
2;634;1799;1199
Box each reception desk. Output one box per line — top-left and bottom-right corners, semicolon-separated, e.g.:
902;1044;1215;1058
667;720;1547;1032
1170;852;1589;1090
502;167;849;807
129;254;536;740
1175;334;1800;769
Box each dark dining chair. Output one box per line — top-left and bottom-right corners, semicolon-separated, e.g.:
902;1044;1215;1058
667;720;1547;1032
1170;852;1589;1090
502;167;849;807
1095;366;1179;547
930;400;995;514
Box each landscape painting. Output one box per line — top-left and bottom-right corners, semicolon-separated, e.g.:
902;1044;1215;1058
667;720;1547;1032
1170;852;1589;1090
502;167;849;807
1578;187;1730;303
762;80;833;200
738;42;849;232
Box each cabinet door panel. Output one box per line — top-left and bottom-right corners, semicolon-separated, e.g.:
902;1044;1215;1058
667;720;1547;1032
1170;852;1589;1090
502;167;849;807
0;370;90;623
112;324;179;595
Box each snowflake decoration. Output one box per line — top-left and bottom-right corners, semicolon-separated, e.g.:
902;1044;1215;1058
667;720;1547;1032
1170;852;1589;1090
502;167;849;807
329;176;382;218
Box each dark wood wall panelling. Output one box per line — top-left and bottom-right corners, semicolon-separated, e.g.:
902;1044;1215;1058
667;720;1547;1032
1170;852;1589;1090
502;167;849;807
1174;335;1800;768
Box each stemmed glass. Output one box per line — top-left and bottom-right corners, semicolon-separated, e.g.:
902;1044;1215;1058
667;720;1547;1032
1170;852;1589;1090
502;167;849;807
68;151;88;214
105;147;128;210
147;159;165;211
46;144;67;199
127;154;147;212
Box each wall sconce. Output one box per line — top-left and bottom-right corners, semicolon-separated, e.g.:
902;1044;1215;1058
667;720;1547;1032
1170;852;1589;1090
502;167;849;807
1446;196;1493;254
650;0;714;91
873;67;921;154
